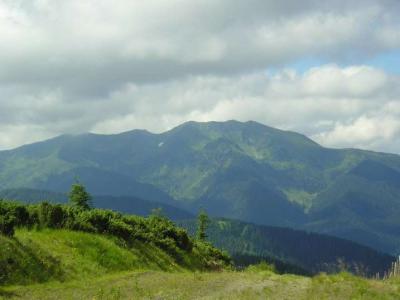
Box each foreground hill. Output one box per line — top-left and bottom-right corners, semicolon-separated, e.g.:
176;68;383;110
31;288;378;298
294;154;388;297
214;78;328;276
1;120;400;253
0;200;230;287
0;229;190;286
0;202;399;299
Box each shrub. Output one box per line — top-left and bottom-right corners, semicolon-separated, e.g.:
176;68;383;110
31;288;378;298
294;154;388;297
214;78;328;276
0;200;31;236
173;227;193;251
194;240;231;270
108;219;133;241
34;202;66;228
79;209;115;233
122;216;150;242
246;261;276;273
0;215;15;237
0;200;30;228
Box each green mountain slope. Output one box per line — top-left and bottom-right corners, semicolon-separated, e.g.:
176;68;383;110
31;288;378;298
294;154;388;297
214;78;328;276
180;218;394;276
1;120;400;253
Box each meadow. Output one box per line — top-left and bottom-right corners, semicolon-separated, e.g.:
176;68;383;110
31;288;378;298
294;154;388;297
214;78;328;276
1;228;399;299
2;267;400;299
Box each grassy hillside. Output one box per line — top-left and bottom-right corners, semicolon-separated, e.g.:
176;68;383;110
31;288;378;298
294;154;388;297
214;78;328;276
1;202;399;299
0;229;188;286
1;120;400;253
0;200;230;287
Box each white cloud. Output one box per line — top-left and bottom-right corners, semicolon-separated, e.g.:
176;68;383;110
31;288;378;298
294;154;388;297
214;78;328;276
0;0;399;86
0;1;399;152
301;65;389;98
313;113;400;152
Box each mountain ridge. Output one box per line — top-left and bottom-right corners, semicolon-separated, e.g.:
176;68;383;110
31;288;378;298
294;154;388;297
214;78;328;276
1;120;399;254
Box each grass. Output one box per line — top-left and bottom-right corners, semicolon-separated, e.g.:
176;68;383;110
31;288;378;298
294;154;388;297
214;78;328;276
2;271;400;299
1;229;400;299
282;189;316;212
0;229;190;286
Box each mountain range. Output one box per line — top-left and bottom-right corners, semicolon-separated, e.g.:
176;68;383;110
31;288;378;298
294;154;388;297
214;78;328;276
0;120;399;254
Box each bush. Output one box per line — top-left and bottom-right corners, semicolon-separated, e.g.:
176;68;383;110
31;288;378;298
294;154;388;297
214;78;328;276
0;200;30;236
0;215;15;237
194;240;232;270
0;200;30;228
108;219;133;241
34;202;66;229
78;209;115;233
246;261;276;273
173;228;193;251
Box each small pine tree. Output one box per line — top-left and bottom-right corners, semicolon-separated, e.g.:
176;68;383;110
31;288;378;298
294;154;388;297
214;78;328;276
69;182;92;210
196;209;210;241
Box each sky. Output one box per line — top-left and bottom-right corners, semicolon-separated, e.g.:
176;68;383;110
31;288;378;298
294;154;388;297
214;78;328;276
0;0;399;153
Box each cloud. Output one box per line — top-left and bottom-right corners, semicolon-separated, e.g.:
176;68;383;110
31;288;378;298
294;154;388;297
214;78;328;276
0;1;399;152
313;103;400;152
89;65;400;153
1;1;399;87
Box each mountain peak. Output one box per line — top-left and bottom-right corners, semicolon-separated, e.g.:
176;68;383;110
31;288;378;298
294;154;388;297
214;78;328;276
1;119;400;254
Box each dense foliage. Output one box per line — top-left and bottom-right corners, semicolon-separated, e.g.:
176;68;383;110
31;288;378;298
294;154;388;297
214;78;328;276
0;188;194;220
0;200;230;270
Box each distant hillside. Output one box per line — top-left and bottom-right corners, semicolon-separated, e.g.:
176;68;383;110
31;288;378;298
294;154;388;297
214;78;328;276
0;120;400;253
180;218;394;276
0;188;193;220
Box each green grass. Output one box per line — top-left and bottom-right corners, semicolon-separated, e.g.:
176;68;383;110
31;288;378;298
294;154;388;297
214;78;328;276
0;229;193;286
1;271;399;299
283;189;317;212
1;229;399;299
